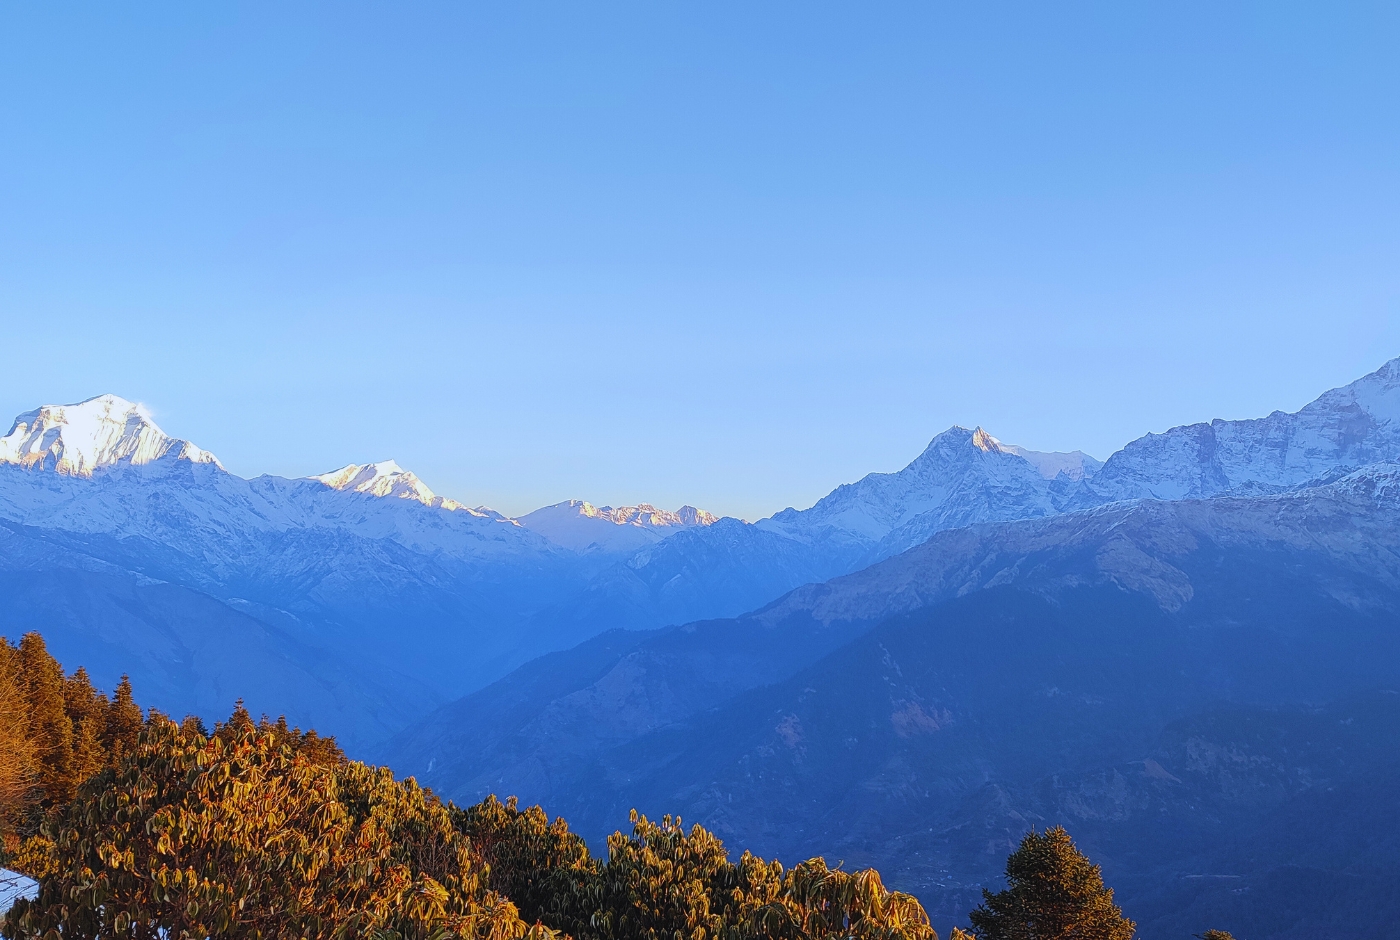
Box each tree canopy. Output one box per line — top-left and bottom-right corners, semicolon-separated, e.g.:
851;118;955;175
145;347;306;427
968;827;1134;940
0;631;1185;940
5;713;545;940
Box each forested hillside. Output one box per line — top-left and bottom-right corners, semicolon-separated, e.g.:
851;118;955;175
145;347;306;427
0;631;1239;939
0;633;938;939
391;470;1400;939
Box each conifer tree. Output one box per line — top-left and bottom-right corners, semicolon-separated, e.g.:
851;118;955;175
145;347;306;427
16;634;74;805
179;713;209;737
0;633;149;845
0;641;36;833
61;667;107;785
968;827;1134;940
102;675;143;767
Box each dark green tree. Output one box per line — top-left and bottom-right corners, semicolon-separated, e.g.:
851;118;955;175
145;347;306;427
102;674;144;767
969;827;1134;940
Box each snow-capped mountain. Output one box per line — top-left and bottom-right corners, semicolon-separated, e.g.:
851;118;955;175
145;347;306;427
1075;357;1400;504
0;396;584;745
759;426;1098;562
512;358;1400;659
519;500;719;553
311;460;478;513
387;462;1400;940
999;441;1102;481
544;427;1111;634
11;357;1400;755
0;394;220;474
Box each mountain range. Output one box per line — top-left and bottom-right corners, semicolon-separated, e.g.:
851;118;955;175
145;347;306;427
6;359;1400;937
381;358;1400;939
0;390;1129;745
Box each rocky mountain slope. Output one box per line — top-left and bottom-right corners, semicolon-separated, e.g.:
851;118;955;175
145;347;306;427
577;355;1400;621
387;465;1400;939
9;356;1400;756
0;397;582;745
517;500;718;554
1074;356;1400;503
0;395;1116;744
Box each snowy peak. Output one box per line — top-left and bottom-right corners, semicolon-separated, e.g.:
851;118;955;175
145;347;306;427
310;461;469;511
0;395;221;476
1079;355;1400;504
910;425;1031;467
1300;355;1400;428
998;443;1103;481
576;501;717;529
766;425;1068;552
518;499;719;553
916;427;1099;480
970;427;1000;453
524;499;718;530
675;505;719;526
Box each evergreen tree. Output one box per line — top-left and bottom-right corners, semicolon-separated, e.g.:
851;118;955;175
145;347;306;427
61;667;107;786
590;811;735;940
179;713;209;737
16;634;75;805
102;674;144;767
0;628;938;940
968;827;1134;940
0;641;36;835
0;635;152;844
759;856;936;940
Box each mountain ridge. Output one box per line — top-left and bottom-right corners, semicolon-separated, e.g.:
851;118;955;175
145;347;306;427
385;464;1400;939
6;355;1400;754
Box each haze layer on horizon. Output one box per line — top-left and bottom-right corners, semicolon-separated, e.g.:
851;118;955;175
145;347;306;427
0;2;1397;520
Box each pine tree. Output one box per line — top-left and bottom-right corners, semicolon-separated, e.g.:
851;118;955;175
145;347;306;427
0;640;36;834
179;714;209;737
62;667;108;786
968;827;1135;940
103;675;144;767
17;633;75;805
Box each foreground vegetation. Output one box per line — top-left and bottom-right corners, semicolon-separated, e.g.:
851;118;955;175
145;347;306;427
0;633;1238;939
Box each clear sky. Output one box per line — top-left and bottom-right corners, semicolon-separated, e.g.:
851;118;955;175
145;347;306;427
1;3;1397;520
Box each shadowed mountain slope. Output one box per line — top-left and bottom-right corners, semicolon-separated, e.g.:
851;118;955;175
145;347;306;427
388;466;1400;939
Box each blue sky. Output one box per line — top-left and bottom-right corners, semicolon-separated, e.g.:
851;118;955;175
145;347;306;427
1;3;1397;519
